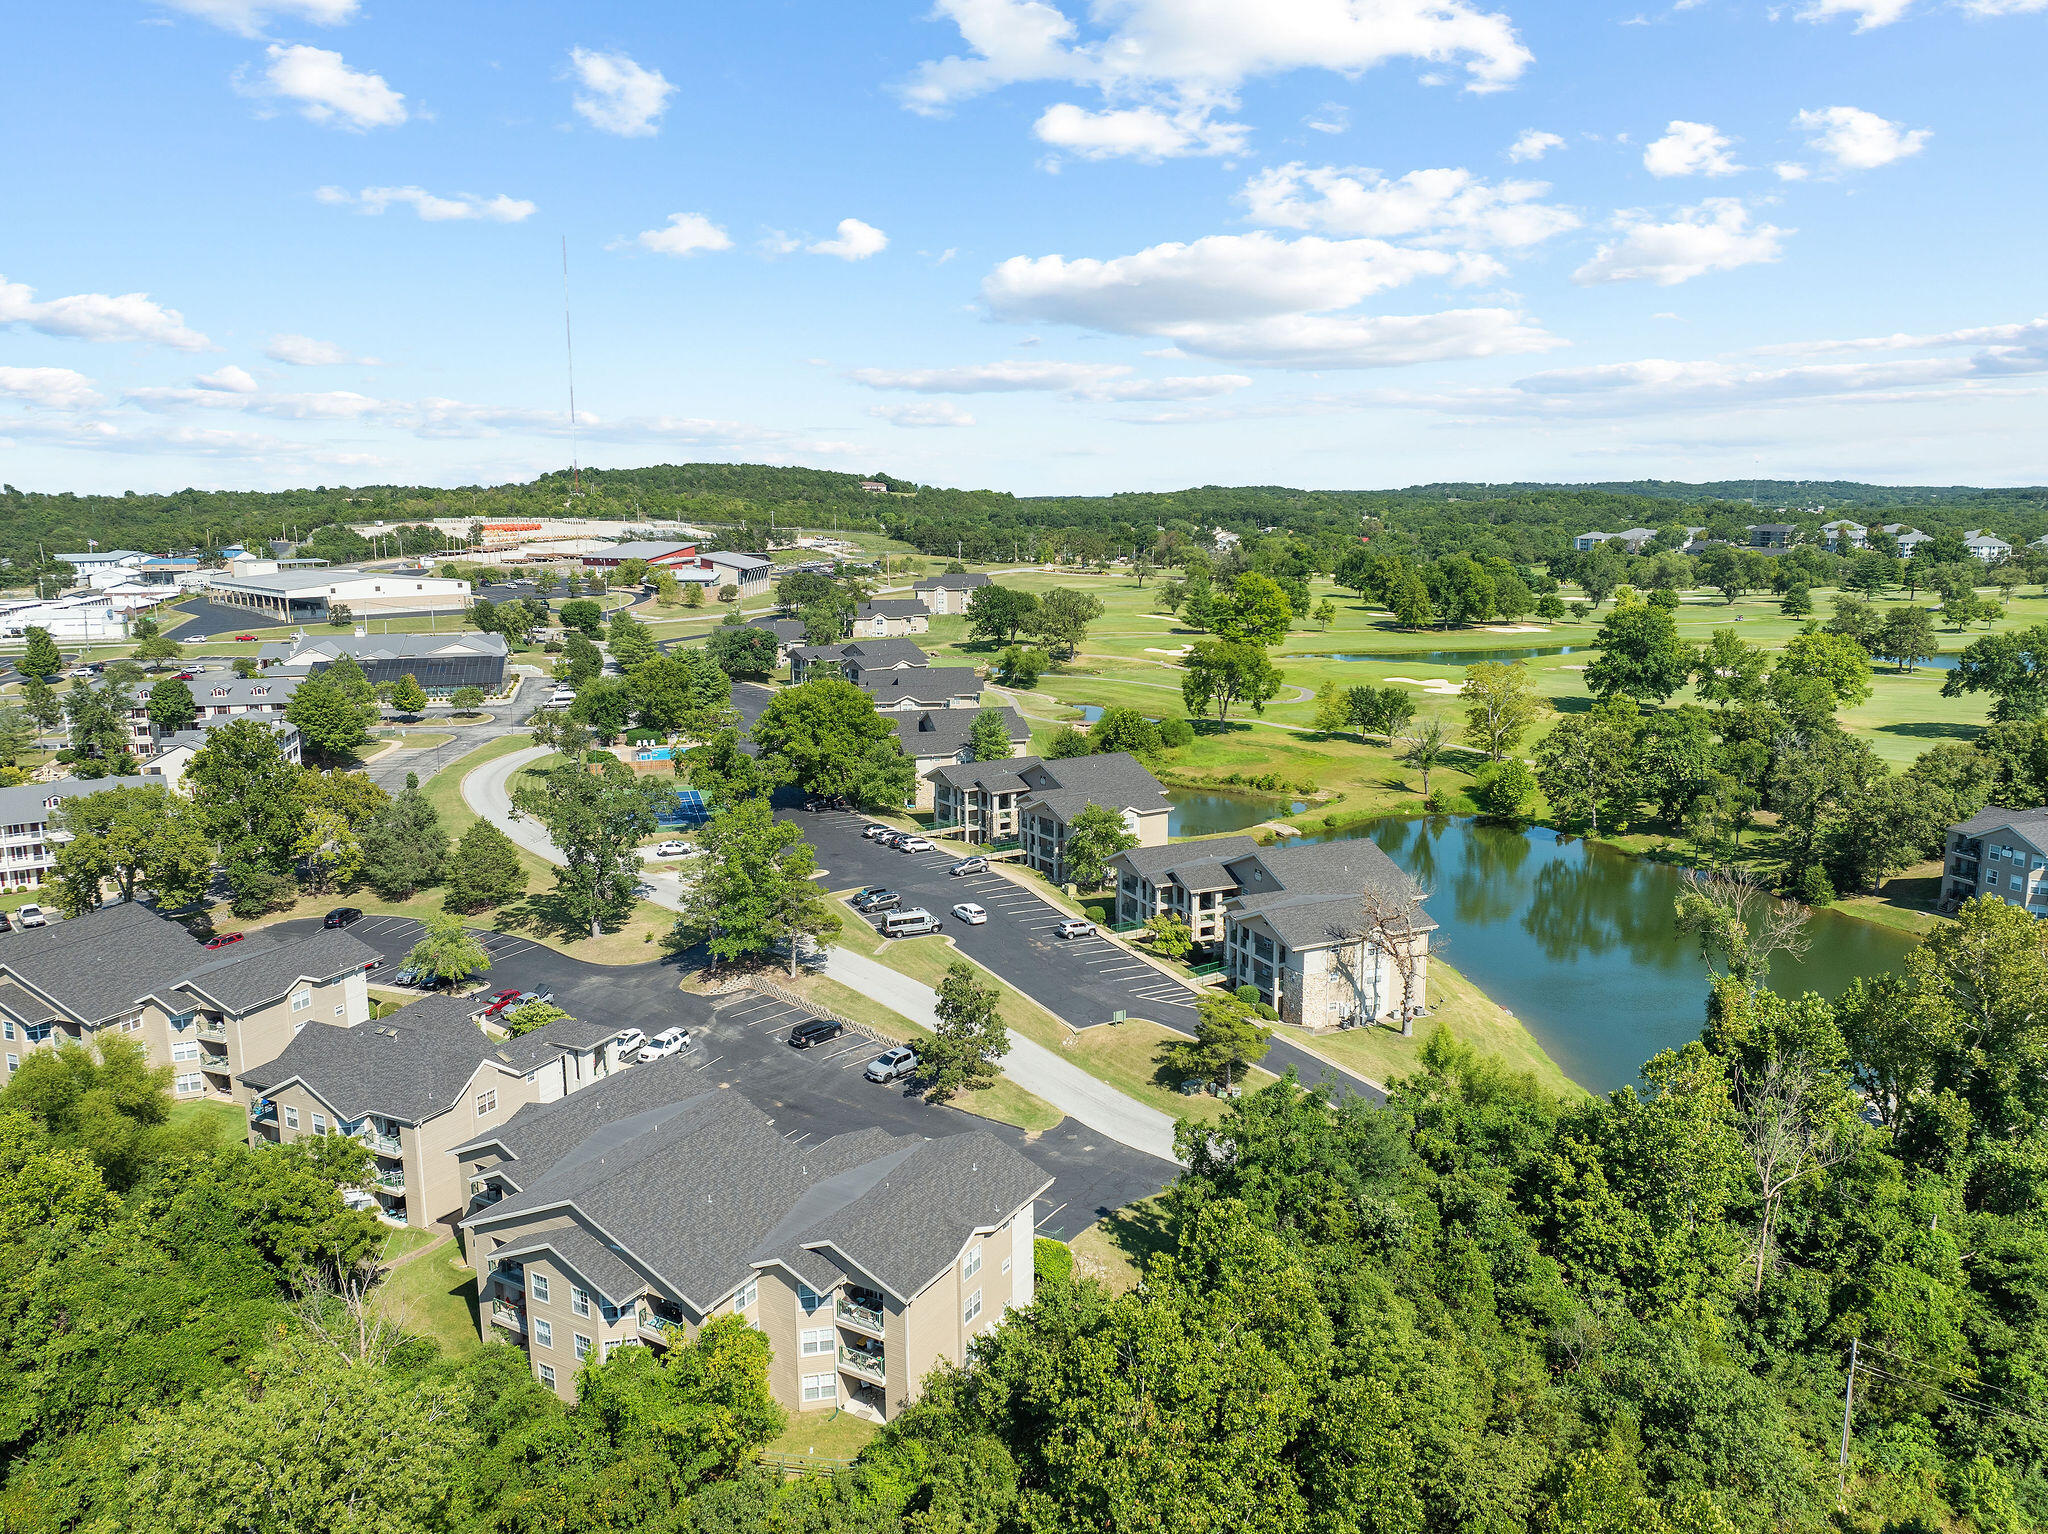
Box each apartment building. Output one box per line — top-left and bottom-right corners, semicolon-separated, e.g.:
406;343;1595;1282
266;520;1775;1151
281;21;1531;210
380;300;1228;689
851;600;930;638
1943;807;2048;912
926;752;1172;879
0;775;156;890
0;902;376;1097
859;668;982;712
746;617;809;664
1107;837;1434;1031
1965;530;2013;562
791;638;934;686
458;1068;1048;1419
144;718;302;790
1572;528;1658;554
1821;520;1868;551
895;708;1030;811
911;572;991;615
242;991;628;1228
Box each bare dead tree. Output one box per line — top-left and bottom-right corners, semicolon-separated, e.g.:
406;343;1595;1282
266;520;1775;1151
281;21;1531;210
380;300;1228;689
293;1265;412;1366
1326;885;1433;1036
1733;1056;1850;1296
1674;866;1812;996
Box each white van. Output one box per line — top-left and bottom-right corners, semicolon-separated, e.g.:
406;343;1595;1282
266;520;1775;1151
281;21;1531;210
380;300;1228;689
882;908;943;939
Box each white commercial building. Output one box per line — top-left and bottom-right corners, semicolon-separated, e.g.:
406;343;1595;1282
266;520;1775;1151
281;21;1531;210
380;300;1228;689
204;565;472;620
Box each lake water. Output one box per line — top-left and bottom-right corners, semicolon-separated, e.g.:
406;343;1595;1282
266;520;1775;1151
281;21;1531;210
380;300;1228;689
1308;644;1958;675
1166;789;1303;837
1298;815;1917;1092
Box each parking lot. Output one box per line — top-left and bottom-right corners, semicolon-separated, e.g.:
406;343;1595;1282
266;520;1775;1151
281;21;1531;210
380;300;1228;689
274;913;1173;1235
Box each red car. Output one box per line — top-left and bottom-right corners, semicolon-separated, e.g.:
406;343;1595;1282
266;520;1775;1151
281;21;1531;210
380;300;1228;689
202;932;244;950
173;671;196;681
235;634;258;642
481;989;524;1018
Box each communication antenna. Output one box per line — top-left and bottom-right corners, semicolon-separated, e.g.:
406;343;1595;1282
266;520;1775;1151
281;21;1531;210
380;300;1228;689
562;236;581;497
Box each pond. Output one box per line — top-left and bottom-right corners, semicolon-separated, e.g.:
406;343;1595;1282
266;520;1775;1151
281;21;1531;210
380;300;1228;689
1310;645;1583;665
1165;788;1304;837
1298;816;1918;1093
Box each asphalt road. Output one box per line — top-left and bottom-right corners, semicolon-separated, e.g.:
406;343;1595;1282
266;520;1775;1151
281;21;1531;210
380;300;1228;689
277;912;1172;1234
361;674;543;791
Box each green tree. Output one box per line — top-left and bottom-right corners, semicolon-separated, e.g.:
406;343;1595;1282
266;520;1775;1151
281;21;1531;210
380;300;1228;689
1181;639;1284;723
0;704;31;768
0;1034;172;1190
1691;628;1771;708
607;610;658;669
1313;683;1349;736
1534;704;1643;837
673;795;840;972
1471;758;1537;818
285;668;377;764
967;707;1016;762
185;717;307;893
559;632;603;687
1875;604;1941;673
21;627;60;680
510;759;669;936
751;677;914;809
627;649;731;734
442;818;527;913
1176;994;1272;1089
1145;911;1195;960
1310;598;1337;629
1775;627;1874;708
19;675;60;732
387;673;427;717
1387;566;1436;628
965;585;1041;645
559;598;605;636
1943;621;2048;719
358;771;447;898
1062;803;1139;889
503;1000;570;1036
1215;572;1294;646
1460;660;1545;761
132;632;182;671
568;675;635;743
924;960;1011;1101
1032;587;1104;661
704;625;779;680
1347;684;1415;747
145;677;198;736
1399;717;1450;797
450;685;485;712
1088;706;1161;756
64;678;138;773
1586;603;1692;704
683;728;778;809
50;784;213;915
403;912;490;991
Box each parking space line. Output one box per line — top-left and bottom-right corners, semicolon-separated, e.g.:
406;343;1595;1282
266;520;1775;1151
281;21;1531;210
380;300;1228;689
1035;1200;1068;1230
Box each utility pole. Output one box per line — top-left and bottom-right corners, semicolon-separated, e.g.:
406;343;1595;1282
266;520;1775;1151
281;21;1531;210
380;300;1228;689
1837;1335;1858;1508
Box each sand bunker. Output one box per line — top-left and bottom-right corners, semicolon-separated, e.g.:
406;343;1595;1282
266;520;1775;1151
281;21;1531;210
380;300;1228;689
1384;676;1464;695
1144;646;1192;656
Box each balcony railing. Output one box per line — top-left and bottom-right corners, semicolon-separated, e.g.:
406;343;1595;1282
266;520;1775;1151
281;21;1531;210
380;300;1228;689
491;1300;525;1333
835;1296;885;1334
373;1171;406;1193
201;1051;231;1072
248;1102;277;1124
491;1261;525;1288
638;1308;682;1342
838;1345;886;1383
196;1021;228;1040
356;1128;402;1156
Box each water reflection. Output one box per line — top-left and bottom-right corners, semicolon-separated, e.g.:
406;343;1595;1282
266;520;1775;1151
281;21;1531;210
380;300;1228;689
1166;790;1294;837
1298;816;1917;1091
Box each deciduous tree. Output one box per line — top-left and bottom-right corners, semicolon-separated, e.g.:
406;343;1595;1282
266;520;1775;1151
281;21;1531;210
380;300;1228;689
751;677;913;809
925;961;1011;1101
511;759;669;936
1460;660;1545;761
1180;640;1283;723
1062;803;1139;890
442;818;526;913
50;784;213;914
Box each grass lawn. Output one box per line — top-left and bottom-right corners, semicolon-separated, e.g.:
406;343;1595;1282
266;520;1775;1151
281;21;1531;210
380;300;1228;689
847;923;1276;1124
368;731;457;751
762;1410;880;1468
372;1233;484;1357
1068;1195;1173;1295
168;1098;248;1142
1302;959;1585;1099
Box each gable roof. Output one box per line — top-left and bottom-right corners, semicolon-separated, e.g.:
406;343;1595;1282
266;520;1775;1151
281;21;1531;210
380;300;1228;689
241;991;530;1124
858;668;982;704
1953;806;2048;852
0;775;157;832
171;927;378;1013
0;902;209;1024
841;638;930;668
856;599;928;620
453;1055;704;1178
896;707;1028;762
257;632;506;667
1225;839;1432;949
912;573;992;592
1017;751;1168;824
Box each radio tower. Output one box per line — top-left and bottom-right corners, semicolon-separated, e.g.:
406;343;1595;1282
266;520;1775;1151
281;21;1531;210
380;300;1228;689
562;235;581;496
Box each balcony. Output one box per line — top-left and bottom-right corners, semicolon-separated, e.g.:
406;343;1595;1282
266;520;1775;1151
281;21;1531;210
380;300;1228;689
248;1101;277;1125
835;1296;885;1335
196;1020;228;1041
491;1260;525;1289
201;1051;231;1073
356;1128;402;1157
373;1170;406;1194
838;1345;886;1384
638;1308;682;1343
491;1300;525;1333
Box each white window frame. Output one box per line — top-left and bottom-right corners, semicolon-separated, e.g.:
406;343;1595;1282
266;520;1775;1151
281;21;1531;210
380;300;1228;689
574;1333;591;1360
734;1277;757;1312
571;1287;589;1318
538;1364;556;1389
171;1042;200;1062
800;1326;833;1356
963;1288;982;1325
801;1372;835;1403
530;1273;550;1304
290;990;312;1013
797;1282;825;1314
962;1244;982;1280
476;1088;498;1116
533;1319;553;1348
311;1113;326;1134
283;1106;300;1130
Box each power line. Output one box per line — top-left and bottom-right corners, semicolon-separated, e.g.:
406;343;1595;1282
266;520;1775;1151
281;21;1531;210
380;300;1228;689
1855;1363;2048;1434
1857;1341;2045;1411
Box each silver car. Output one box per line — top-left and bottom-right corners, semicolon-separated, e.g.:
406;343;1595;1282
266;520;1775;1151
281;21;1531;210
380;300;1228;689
864;1046;918;1083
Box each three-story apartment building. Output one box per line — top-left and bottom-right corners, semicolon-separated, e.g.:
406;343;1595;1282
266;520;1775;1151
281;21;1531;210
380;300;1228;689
1944;807;2048;912
458;1066;1048;1419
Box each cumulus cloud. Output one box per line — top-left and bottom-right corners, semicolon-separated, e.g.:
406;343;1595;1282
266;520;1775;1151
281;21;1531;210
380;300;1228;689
1240;163;1579;249
617;212;733;256
981;232;1553;368
0;367;101;410
869;401;976;427
1573;200;1787;286
810;219;889;260
194;365;259;392
1034;100;1248;160
568;48;675;137
1795;105;1930;170
1507;129;1564;162
248;44;405;130
849;359;1252;400
1775;162;1811;181
157;0;356;35
264;333;375;366
315;185;535;221
0;274;212;351
1642;120;1743;177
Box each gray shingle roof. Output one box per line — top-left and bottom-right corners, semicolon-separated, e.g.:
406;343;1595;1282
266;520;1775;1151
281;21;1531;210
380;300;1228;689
451;1056;703;1180
898;709;1029;762
0;902;209;1023
0;775;157;832
1017;751;1169;824
1108;836;1262;891
746;618;807;643
858;668;982;704
841;638;930;668
257;632;506;667
172;928;378;1013
241;991;520;1123
487;1015;619;1073
1953;806;2048;846
856;600;928;620
491;1223;648;1304
912;573;992;592
1224;840;1432;949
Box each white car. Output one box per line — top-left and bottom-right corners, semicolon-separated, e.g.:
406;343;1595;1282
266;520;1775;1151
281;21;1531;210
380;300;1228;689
548;689;576;706
614;1028;646;1057
898;836;934;853
951;902;988;925
1055;919;1097;940
14;904;46;929
637;1027;691;1062
865;1045;919;1083
653;841;691;857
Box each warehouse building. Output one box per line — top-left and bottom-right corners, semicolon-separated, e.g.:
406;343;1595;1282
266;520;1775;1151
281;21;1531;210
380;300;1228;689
257;632;509;695
204;566;472;620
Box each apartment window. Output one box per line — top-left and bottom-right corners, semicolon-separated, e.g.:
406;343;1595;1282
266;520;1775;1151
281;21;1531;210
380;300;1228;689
533;1319;553;1348
311;1113;326;1134
962;1245;982;1280
538;1365;556;1389
120;1015;143;1033
963;1288;983;1325
3;1021;13;1041
168;1012;194;1031
476;1089;498;1116
5;1056;15;1073
531;1273;550;1304
175;1073;201;1094
734;1278;757;1312
801;1372;835;1403
574;1333;592;1361
171;1042;199;1062
800;1327;833;1356
571;1287;589;1318
284;1106;300;1130
797;1282;826;1315
291;990;312;1013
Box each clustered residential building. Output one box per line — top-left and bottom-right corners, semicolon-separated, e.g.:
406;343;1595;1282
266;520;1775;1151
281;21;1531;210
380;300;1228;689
929;751;1171;880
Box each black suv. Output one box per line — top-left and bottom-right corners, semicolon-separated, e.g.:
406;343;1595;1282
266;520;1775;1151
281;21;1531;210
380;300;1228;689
323;907;364;929
851;889;899;913
788;1018;846;1049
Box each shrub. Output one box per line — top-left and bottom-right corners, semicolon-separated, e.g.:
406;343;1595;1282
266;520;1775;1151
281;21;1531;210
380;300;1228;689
1034;1237;1075;1291
1795;864;1835;906
1471;759;1537;818
1234;984;1260;1006
1156;716;1194;749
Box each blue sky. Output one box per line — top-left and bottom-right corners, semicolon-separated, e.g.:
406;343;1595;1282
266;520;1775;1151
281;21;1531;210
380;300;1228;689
3;0;2044;495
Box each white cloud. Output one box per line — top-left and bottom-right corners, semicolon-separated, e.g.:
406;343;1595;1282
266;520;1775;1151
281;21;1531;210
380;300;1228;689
254;44;406;130
1305;103;1349;134
870;402;977;427
849;359;1252;400
903;0;1536;113
156;0;357;35
1033;101;1248;160
1796;0;1916;26
316;185;536;221
810;219;889;260
264;333;375;366
1794;105;1930;170
0;367;100;410
1960;0;2048;12
1573;199;1787;286
0;274;212;351
568;48;675;137
1507;129;1564;162
1775;162;1811;181
194;365;259;393
618;212;733;257
1240;162;1579;249
1642;120;1743;177
982;231;1551;367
